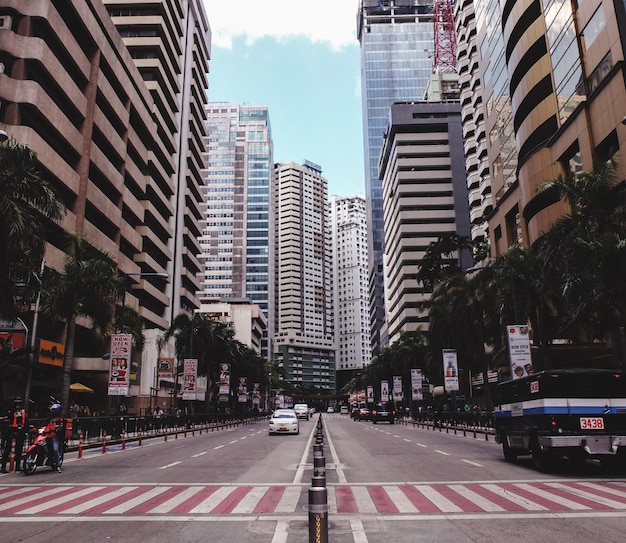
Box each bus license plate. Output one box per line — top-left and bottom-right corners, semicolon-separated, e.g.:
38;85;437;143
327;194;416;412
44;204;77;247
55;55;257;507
580;417;604;430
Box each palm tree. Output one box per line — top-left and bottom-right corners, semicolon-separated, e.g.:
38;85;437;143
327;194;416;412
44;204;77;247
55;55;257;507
0;137;65;318
536;157;626;367
41;233;122;414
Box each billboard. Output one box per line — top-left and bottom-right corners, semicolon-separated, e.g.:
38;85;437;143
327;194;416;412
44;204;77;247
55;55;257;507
108;334;132;395
443;349;459;392
182;358;197;400
507;325;533;379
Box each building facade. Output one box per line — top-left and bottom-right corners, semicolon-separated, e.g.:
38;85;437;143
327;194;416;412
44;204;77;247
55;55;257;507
273;161;335;393
357;0;435;354
329;194;371;390
200;103;274;360
378;100;472;343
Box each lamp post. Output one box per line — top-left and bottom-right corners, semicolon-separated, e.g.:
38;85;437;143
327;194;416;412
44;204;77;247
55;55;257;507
23;258;45;409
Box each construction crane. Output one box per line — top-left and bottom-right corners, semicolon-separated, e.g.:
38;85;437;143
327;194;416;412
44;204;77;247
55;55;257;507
433;0;457;74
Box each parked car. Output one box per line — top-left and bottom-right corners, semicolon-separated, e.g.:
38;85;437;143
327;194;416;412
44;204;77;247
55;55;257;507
353;406;371;421
340;405;349;415
293;403;310;420
269;409;300;435
371;402;395;424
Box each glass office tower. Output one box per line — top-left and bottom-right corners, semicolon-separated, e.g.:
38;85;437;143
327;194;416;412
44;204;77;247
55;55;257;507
357;0;435;354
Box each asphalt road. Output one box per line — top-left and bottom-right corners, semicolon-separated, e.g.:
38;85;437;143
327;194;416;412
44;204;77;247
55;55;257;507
1;413;625;542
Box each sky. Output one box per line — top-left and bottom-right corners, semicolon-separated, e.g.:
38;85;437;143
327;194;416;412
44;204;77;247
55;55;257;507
202;0;365;198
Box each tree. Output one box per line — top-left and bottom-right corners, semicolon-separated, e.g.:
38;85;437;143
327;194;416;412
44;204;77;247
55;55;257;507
536;157;626;367
0;137;65;318
41;233;122;414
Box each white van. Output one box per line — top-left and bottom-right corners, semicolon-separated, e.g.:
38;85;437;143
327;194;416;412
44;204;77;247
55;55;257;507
293;404;310;420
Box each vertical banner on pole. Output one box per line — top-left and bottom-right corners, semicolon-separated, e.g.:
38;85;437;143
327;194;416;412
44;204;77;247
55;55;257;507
442;349;459;392
411;369;423;400
366;385;374;403
182;358;197;400
507;325;533;379
381;380;389;402
108;334;132;395
392;376;403;402
238;377;248;403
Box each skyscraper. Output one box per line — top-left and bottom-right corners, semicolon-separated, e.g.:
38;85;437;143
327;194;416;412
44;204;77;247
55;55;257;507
273;161;335;393
330;194;371;390
357;0;435;354
200;103;274;359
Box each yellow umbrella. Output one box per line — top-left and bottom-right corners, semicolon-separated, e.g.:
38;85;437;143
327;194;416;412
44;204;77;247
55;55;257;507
70;382;94;393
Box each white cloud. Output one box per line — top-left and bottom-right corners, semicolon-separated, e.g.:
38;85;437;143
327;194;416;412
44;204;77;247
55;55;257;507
203;0;361;50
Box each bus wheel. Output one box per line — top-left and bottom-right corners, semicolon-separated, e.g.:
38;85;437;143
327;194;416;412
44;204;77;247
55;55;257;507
502;437;517;463
531;440;553;472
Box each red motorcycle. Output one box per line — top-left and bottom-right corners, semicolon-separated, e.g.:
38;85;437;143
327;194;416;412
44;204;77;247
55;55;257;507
22;418;72;475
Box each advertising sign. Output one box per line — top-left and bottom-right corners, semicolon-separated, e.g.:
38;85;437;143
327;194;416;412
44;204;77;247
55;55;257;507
182;358;197;400
38;339;64;367
507;325;533;379
108;334;132;395
158;357;174;379
219;363;230;395
411;369;423;400
366;386;374;403
381;380;389;402
238;377;247;403
393;376;403;402
443;349;459;392
252;383;260;407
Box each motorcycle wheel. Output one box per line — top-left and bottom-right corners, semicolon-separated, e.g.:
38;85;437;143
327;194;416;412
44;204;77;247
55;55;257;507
22;451;38;475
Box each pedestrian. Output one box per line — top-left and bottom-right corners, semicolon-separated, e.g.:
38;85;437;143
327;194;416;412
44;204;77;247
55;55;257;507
1;397;27;473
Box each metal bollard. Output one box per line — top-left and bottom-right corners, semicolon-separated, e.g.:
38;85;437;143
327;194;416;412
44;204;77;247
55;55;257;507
311;474;326;488
313;455;325;478
308;486;328;543
313;443;323;457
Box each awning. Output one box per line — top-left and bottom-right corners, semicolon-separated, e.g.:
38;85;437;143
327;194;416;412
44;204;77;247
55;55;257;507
70;382;94;393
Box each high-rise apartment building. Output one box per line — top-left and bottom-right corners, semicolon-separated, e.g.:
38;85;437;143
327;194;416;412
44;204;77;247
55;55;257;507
200;102;274;360
329;194;371;390
0;0;211;409
378;99;472;343
357;0;435;354
273;161;335;393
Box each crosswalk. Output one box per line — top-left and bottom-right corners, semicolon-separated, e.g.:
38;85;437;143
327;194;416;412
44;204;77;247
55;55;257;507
1;480;626;517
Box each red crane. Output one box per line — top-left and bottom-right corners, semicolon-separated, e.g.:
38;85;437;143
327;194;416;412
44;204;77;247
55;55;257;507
433;0;457;74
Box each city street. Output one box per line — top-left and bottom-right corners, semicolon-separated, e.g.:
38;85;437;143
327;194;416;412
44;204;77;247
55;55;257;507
0;414;625;542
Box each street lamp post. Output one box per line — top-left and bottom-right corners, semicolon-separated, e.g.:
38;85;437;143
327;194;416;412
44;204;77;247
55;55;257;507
23;258;45;409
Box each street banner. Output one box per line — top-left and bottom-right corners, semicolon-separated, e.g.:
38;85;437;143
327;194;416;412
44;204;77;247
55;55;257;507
219;363;230;395
238;377;247;403
393;376;403;401
443;349;459;392
411;369;423;400
381;380;389;402
158;357;174;379
252;383;260;406
182;358;197;400
366;385;374;403
108;334;132;395
507;325;533;379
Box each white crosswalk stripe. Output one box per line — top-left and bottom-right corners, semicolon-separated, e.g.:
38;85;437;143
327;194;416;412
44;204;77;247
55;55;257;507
190;486;237;513
479;483;548;510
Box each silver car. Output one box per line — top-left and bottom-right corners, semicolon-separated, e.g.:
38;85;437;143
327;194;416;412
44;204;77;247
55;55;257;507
268;409;300;435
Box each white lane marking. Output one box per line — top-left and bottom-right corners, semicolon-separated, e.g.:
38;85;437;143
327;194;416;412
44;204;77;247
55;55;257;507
192;451;207;458
548;482;626;509
383;485;418;513
149;486;205;513
190;486;237;513
461;459;483;467
159;461;181;469
434;450;450;456
514;482;590;510
448;484;504;512
232;486;268;513
480;483;547;510
293;419;318;485
240;436;247;440
229;440;238;444
416;443;427;448
213;445;225;450
350;518;369;543
63;486;141;515
105;486;172;514
419;485;463;512
20;486;106;515
270;520;289;543
325;420;347;483
275;486;301;513
351;486;377;513
403;438;411;442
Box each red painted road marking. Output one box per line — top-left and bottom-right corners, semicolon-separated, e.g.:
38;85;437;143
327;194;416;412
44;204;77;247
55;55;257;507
253;485;286;513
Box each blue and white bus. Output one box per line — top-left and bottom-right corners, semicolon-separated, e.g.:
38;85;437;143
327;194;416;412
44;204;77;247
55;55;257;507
493;368;626;470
